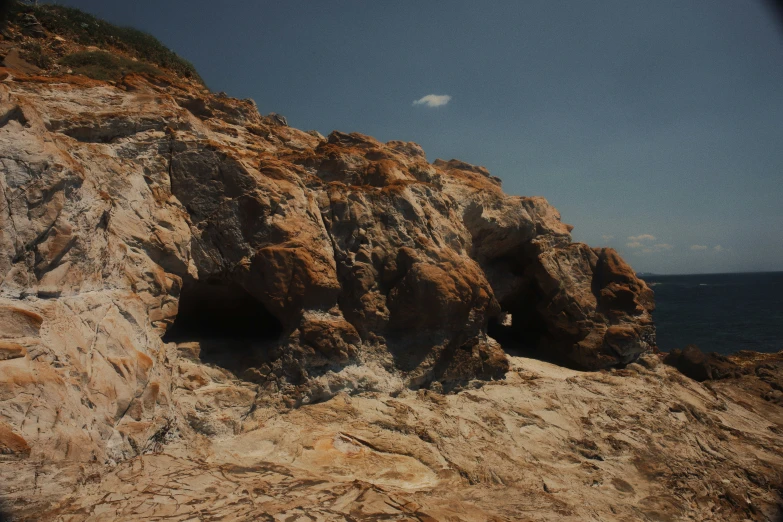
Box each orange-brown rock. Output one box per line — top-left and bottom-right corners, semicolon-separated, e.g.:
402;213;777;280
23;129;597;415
0;341;26;361
0;40;657;459
0;421;30;456
4;10;781;521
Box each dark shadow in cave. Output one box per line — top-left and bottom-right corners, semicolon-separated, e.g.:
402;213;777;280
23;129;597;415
163;278;284;376
488;309;547;359
487;282;564;366
488;299;590;370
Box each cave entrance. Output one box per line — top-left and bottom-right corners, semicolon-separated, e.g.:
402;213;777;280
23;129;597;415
488;309;544;357
163;278;283;375
487;279;552;361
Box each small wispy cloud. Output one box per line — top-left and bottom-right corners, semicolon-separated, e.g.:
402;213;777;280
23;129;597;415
713;245;723;252
626;235;672;254
602;234;614;242
413;94;452;108
626;234;655;249
690;245;708;251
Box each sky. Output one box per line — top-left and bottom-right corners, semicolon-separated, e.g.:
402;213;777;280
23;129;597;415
54;0;783;274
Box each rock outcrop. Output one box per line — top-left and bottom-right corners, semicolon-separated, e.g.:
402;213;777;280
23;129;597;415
0;64;658;449
1;9;781;521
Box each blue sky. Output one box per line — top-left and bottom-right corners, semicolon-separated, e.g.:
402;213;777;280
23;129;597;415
56;0;783;274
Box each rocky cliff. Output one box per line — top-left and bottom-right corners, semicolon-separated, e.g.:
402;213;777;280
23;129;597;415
1;8;782;521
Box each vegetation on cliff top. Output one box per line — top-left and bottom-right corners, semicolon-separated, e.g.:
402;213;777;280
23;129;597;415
58;50;164;81
6;1;204;85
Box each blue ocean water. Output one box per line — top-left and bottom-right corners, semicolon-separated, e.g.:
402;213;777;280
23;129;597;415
640;272;783;355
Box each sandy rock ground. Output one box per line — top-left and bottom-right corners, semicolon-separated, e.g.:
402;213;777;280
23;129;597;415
3;353;782;521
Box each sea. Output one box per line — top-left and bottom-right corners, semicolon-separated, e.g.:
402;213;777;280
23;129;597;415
639;272;783;355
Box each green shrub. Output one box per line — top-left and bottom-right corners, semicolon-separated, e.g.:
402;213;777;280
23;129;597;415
9;1;204;85
60;50;163;81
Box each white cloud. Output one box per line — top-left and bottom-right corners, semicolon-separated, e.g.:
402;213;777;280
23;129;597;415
602;234;614;242
627;237;673;255
690;245;708;251
628;234;656;242
713;245;723;252
413;94;452;108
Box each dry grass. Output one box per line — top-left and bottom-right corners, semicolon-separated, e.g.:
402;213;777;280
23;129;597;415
59;50;162;82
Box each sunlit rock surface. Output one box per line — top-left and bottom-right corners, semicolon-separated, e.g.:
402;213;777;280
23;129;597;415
1;34;782;521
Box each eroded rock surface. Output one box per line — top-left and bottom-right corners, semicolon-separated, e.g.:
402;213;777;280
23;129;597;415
0;23;781;521
2;354;783;521
0;63;656;422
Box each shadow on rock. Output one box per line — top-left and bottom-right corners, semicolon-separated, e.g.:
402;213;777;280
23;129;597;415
664;345;742;381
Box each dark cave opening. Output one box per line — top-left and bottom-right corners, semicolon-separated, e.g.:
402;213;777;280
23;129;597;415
163;278;284;375
487;282;553;361
488;309;544;357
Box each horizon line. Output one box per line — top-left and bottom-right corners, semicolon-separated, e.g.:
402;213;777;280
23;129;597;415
638;269;783;277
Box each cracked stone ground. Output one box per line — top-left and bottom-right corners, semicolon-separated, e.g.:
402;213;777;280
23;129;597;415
3;355;782;521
